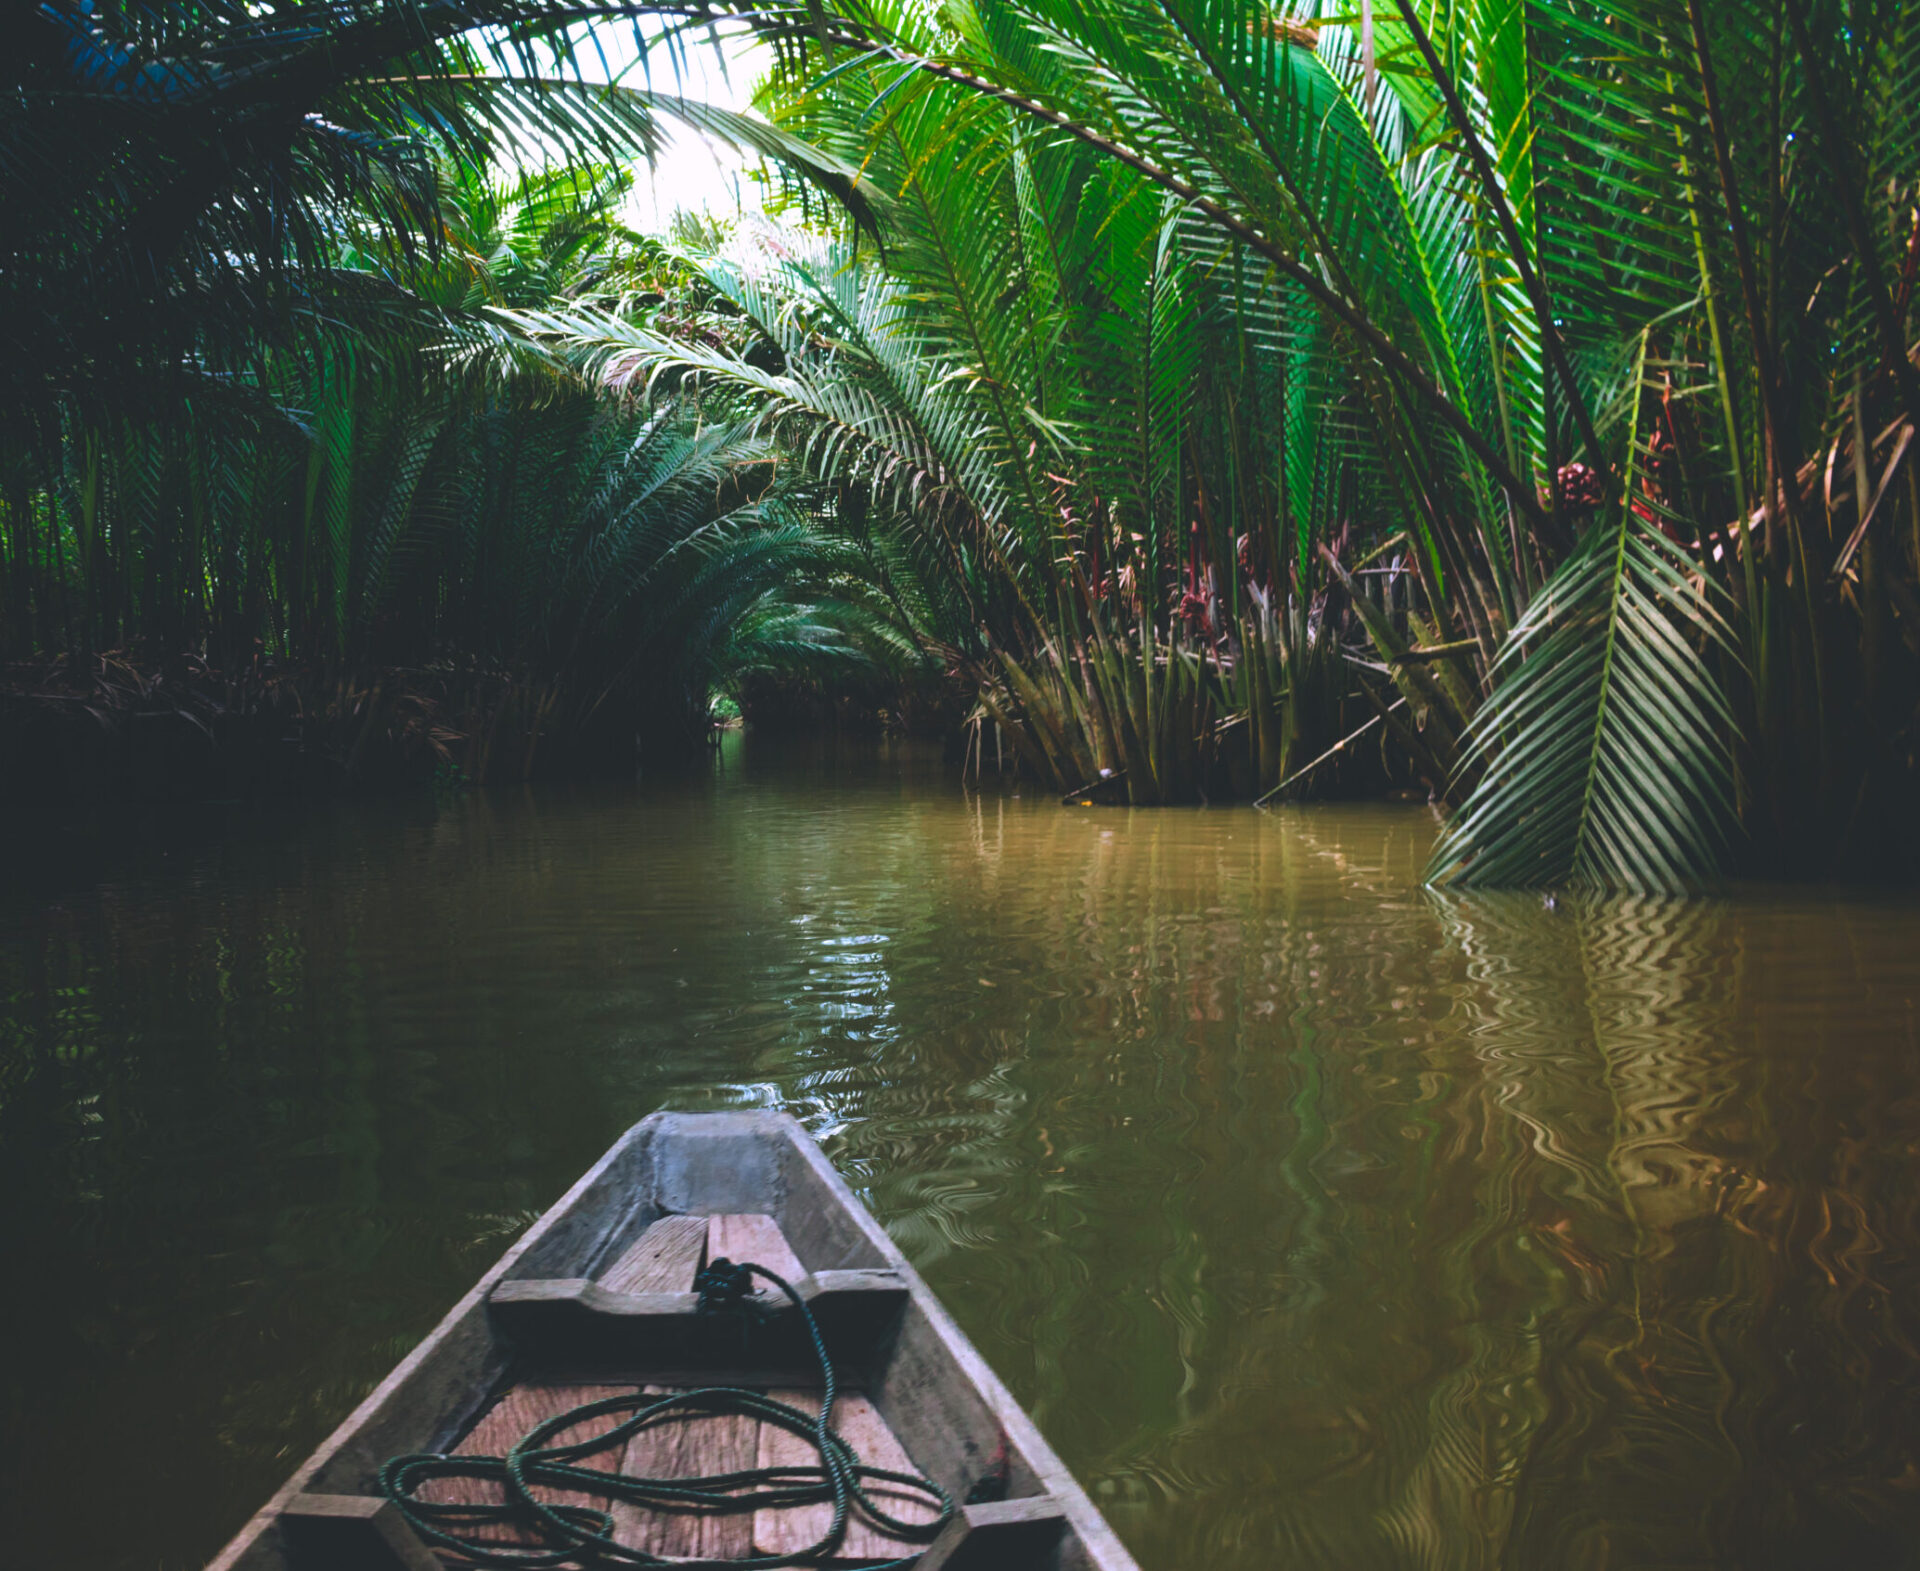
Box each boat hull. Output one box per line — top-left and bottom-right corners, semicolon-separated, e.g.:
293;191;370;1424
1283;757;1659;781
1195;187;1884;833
205;1110;1140;1571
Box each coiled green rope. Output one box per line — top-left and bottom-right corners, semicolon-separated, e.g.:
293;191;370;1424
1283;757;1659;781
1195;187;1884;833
380;1258;955;1568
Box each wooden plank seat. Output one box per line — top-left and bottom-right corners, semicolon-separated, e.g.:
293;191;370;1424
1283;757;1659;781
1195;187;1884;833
597;1212;707;1294
595;1210;809;1299
710;1211;808;1300
489;1208;909;1383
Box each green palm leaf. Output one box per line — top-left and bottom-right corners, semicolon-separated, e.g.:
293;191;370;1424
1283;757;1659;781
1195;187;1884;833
1429;389;1741;893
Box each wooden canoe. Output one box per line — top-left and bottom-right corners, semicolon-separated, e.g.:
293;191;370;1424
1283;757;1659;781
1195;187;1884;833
206;1110;1141;1571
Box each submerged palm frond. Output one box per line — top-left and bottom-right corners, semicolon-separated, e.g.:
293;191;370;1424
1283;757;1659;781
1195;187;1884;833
1429;512;1740;890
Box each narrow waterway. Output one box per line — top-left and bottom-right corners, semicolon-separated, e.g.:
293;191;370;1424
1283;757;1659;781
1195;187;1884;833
2;736;1918;1570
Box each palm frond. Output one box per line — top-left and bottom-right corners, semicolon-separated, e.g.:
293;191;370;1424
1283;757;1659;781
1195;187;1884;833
1430;338;1741;889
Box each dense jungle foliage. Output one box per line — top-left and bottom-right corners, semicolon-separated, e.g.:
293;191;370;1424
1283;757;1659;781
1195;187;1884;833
1;0;912;794
6;1;1920;887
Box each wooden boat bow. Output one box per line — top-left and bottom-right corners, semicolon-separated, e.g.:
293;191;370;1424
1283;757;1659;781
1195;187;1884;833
205;1110;1141;1571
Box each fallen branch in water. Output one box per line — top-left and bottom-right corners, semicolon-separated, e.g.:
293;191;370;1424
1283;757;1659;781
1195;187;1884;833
1060;769;1125;804
1253;698;1407;807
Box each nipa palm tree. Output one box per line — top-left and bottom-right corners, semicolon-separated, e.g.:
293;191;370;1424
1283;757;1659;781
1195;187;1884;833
623;0;1920;886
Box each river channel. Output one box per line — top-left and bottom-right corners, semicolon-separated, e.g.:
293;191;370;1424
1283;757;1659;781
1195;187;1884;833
2;735;1917;1569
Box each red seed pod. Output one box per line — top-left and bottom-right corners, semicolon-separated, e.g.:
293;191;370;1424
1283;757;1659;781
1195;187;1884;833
1557;462;1606;509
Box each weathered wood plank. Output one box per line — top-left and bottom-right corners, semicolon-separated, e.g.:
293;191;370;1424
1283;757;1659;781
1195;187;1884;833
914;1496;1071;1571
709;1212;806;1297
419;1382;630;1546
753;1389;831;1560
867;1302;1029;1503
651;1118;787;1216
753;1390;941;1564
597;1212;708;1295
608;1386;758;1560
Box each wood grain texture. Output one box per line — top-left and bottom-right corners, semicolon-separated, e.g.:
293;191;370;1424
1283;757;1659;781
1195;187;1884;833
709;1212;806;1297
607;1385;759;1560
598;1213;708;1294
753;1389;942;1564
420;1382;631;1546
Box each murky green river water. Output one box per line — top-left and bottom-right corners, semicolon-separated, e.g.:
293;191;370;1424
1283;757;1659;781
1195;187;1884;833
3;736;1919;1570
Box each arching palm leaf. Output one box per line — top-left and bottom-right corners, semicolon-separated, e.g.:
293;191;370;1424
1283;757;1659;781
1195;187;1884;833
1430;336;1740;890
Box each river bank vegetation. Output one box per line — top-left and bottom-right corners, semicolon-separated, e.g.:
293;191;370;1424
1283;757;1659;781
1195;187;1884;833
2;2;919;800
6;1;1919;888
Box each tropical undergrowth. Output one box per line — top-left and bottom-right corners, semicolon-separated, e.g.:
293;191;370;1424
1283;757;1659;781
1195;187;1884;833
0;0;908;798
528;0;1920;886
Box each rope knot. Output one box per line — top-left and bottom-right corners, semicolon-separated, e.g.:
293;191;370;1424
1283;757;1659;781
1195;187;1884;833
695;1255;756;1312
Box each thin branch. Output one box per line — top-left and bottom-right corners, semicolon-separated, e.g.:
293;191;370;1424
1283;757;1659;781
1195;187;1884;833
1253;698;1402;806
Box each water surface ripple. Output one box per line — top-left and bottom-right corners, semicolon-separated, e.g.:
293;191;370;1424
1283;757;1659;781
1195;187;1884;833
2;737;1918;1569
